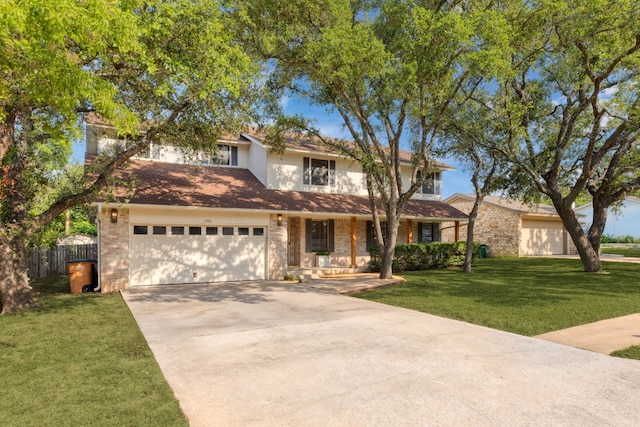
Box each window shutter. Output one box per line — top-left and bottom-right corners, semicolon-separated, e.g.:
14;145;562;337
328;220;335;252
417;222;423;244
329;160;336;186
231;146;238;166
366;221;372;250
303;157;310;185
305;218;313;252
434;223;441;242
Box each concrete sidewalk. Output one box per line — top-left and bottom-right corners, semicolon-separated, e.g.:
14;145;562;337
536;313;640;354
123;280;640;426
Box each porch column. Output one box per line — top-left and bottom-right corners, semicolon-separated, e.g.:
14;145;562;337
407;219;413;244
455;221;460;242
350;216;357;268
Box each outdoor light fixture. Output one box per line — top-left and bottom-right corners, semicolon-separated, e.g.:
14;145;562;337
277;213;283;226
110;208;118;224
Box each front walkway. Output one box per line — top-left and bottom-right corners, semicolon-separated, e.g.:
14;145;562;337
123;279;640;426
536;314;640;354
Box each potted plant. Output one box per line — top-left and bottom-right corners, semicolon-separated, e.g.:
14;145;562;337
315;250;331;268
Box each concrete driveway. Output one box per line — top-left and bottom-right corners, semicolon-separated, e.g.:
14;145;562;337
122;281;640;426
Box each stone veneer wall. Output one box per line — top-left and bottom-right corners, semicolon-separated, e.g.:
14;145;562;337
298;217;371;269
268;213;288;280
98;206;130;292
441;200;521;257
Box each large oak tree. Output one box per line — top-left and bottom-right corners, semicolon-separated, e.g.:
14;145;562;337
487;0;640;272
0;0;262;313
240;0;511;278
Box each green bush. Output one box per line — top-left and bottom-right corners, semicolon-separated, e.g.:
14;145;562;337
369;242;477;272
601;234;639;244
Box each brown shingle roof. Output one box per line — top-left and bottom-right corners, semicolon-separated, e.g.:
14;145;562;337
110;160;467;220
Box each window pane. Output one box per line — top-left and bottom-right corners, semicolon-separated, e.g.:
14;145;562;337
171;226;184;235
222;227;234;236
253;227;264;236
311;158;329;186
311;220;328;252
189;226;202;235
214;145;230;165
238;227;249;236
206;227;218;235
153;226;166;235
133;225;148;235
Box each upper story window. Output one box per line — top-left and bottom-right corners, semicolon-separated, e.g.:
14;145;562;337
136;142;161;160
303;157;336;186
202;145;238;166
419;172;442;195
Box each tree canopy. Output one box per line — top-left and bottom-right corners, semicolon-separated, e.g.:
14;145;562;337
0;0;264;313
484;0;640;272
241;0;512;278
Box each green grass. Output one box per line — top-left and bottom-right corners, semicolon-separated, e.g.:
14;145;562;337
611;346;640;360
354;257;640;337
600;245;640;258
0;276;187;427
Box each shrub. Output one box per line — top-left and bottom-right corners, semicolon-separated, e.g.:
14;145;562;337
601;234;639;244
369;242;477;272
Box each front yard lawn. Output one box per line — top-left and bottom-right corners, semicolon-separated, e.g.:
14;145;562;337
0;276;187;426
353;257;640;337
600;245;640;258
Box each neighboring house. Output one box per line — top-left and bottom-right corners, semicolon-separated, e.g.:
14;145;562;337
87;116;468;291
575;196;640;238
56;233;97;246
442;194;577;257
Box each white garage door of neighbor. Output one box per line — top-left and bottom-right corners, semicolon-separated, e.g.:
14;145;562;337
130;225;267;285
520;220;564;256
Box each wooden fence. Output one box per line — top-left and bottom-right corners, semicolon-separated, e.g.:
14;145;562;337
26;244;98;278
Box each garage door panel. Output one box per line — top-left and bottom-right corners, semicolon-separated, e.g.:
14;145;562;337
130;229;266;285
520;220;564;256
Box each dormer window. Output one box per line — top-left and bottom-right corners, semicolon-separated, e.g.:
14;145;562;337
419;172;442;195
303;157;336;186
202;145;238;166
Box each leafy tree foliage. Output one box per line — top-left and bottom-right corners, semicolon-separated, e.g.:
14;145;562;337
485;0;640;272
0;0;263;313
240;0;511;278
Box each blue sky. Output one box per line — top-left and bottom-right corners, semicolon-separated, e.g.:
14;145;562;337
72;99;474;198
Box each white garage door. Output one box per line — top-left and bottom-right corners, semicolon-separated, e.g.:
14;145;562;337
520;220;564;256
130;225;267;285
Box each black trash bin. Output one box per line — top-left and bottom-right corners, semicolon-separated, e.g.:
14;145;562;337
67;260;98;294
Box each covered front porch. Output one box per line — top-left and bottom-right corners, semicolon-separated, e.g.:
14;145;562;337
284;215;463;271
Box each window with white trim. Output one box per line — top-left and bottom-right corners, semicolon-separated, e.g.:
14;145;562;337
202;145;238;166
303;157;336;186
419;172;442;195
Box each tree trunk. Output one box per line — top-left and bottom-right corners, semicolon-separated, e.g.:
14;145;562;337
588;198;609;256
0;237;35;314
463;200;481;273
553;202;602;272
379;215;400;279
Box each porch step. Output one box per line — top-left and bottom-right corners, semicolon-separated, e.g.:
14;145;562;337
285;267;362;281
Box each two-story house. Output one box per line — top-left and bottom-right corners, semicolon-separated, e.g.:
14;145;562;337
86;115;467;292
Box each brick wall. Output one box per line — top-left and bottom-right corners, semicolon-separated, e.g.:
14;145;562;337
441;200;521;257
98;206;130;292
268;213;288;280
